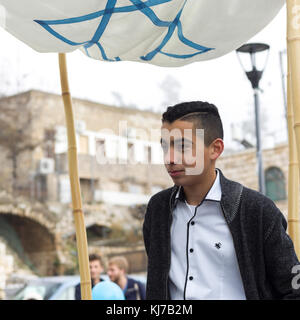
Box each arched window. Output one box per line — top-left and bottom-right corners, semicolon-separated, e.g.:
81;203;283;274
265;167;286;201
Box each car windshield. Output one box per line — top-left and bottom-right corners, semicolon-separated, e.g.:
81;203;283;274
13;280;61;300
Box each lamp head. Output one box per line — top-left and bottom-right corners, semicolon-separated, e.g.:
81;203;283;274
236;43;270;89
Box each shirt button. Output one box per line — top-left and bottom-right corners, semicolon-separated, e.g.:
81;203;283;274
191;221;195;225
190;248;194;253
189;276;193;281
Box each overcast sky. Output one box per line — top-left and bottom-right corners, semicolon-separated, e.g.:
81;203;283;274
0;5;288;151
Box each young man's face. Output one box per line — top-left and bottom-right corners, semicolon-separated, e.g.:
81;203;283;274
89;260;103;281
161;120;222;186
107;263;125;283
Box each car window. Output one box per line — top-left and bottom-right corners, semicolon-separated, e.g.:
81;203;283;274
55;285;76;300
13;281;61;300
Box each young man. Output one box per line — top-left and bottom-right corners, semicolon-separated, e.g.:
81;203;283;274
143;101;300;300
75;253;105;300
107;256;146;300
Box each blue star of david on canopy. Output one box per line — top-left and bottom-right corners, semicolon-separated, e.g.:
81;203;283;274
34;0;214;62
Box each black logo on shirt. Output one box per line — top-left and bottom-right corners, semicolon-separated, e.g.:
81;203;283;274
215;242;222;249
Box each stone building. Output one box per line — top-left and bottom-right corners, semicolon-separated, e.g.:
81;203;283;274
0;90;296;294
0;90;172;283
0;89;170;203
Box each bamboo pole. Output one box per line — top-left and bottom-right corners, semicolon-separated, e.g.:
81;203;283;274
58;53;92;300
287;54;300;255
287;0;300;257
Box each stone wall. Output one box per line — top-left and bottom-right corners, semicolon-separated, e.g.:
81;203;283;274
217;143;293;218
0;242;13;299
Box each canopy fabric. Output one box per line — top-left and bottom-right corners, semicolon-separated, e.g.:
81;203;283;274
0;0;284;67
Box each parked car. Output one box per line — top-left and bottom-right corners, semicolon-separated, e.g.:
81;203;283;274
11;273;146;300
12;275;81;300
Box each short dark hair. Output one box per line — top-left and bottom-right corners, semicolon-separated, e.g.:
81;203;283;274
162;101;223;146
89;253;103;265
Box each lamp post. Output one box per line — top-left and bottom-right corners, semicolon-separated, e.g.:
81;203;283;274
279;49;287;117
236;43;270;195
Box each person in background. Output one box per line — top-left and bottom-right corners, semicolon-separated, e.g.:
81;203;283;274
75;253;105;300
107;256;146;300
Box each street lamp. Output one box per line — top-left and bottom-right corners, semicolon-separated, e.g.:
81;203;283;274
236;43;270;195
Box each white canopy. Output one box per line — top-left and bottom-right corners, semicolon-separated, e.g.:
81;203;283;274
0;0;284;66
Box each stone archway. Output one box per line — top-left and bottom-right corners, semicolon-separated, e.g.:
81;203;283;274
0;205;59;276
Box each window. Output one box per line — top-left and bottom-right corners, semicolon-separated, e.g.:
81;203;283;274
80;178;97;203
35;175;47;202
265;167;286;201
55;285;76;300
96;139;106;158
44;129;55;158
13;281;60;300
144;146;152;164
128;184;143;194
79;135;89;154
128;142;135;163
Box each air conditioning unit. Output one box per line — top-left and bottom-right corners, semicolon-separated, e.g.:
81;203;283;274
38;158;55;175
75;120;86;133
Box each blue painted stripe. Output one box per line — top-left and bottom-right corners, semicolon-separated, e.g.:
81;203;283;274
160;49;212;59
35;20;89;46
141;7;182;61
83;45;90;57
34;0;171;25
96;42;113;61
141;1;214;62
34;0;214;63
91;0;117;43
95;43;121;62
177;20;214;52
129;0;170;27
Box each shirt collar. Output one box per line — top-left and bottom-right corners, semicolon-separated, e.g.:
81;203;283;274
175;169;222;203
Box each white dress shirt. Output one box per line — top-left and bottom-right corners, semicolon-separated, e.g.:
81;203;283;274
168;169;246;300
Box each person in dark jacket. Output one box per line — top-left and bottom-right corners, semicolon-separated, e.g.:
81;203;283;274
143;101;300;300
107;256;146;300
75;253;105;300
